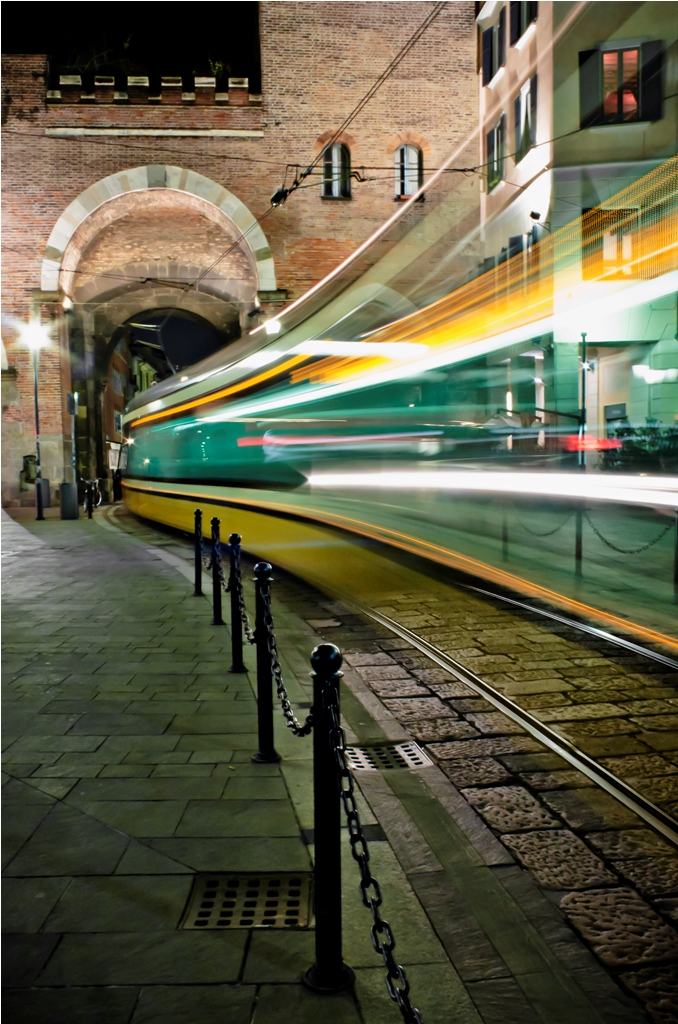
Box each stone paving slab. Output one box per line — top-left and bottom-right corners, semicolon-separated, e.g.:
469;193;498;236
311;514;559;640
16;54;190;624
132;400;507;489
1;508;663;1024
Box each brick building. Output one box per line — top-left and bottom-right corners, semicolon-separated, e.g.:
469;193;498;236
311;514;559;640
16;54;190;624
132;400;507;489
1;1;477;507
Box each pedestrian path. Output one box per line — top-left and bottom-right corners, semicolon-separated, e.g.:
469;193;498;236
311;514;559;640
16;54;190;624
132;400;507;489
2;507;650;1024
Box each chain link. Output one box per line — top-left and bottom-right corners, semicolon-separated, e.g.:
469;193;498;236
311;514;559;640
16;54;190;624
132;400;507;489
260;585;313;736
514;511;574;538
228;552;256;645
322;679;423;1024
584;511;674;554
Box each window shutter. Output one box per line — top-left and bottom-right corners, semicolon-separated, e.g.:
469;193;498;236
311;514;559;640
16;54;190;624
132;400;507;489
486;127;495;184
340;144;351;198
640;41;663;121
417;147;424;189
323;148;333;197
530;74;538;144
482;28;493;85
498;7;507;67
499;113;506;171
579;49;601;128
514;95;521;156
528;1;538;23
510;1;520;45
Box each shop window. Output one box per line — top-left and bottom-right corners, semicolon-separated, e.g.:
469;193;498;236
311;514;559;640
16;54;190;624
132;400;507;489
514;75;537;162
394;144;423;198
486;115;506;191
579;42;663;128
481;7;506;86
581;208;638;280
509;1;538;45
322;143;351;198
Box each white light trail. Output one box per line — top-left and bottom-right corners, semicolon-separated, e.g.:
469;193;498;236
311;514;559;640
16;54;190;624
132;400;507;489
291;340;428;359
306;470;678;509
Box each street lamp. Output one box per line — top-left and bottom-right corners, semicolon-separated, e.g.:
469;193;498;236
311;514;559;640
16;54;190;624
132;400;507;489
17;318;52;521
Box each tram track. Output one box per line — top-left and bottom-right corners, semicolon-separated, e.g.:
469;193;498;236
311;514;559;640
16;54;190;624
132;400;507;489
358;602;678;847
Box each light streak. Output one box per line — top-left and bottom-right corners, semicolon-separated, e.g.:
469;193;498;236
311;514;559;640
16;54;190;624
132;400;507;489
129;355;308;428
121;478;678;651
291;340;428;359
306;470;678;508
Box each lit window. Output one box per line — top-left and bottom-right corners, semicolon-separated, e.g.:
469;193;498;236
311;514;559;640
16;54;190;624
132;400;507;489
322;143;351;198
486;116;505;191
602;49;639;123
579;42;663;128
514;75;537;162
394;145;423;198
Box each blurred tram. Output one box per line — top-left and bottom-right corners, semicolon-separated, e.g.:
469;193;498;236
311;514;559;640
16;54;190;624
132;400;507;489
122;157;678;640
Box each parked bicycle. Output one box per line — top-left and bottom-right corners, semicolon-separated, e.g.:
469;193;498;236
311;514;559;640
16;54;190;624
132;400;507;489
81;478;103;518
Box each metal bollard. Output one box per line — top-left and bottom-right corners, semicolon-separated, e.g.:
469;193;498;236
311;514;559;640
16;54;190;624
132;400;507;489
251;562;280;764
86;482;93;519
194;509;203;597
228;534;246;673
304;644;355;993
211;517;224;626
575;505;583;577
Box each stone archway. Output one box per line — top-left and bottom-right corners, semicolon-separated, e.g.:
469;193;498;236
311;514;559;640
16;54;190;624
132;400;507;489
41;164;276;294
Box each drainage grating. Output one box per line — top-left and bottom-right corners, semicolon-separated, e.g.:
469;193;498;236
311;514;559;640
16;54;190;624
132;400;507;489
182;872;312;929
345;742;432;771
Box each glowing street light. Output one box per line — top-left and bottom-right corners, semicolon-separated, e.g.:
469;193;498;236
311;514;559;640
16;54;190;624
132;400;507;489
16;318;52;521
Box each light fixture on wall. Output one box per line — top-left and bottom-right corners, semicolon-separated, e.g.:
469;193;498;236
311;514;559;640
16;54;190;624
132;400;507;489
16;318;53;521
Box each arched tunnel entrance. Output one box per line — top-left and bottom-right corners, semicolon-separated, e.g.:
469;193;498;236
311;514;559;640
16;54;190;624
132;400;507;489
48;165;276;493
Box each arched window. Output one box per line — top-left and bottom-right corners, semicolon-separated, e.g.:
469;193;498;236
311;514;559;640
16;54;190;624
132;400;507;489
323;143;351;198
394;144;423;198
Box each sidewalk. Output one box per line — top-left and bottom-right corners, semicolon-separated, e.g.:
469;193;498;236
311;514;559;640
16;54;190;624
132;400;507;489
1;507;652;1024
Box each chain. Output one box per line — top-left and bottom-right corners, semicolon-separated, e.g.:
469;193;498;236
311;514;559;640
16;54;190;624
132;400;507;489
584;511;674;554
322;680;423;1024
230;556;256;645
199;534;213;571
514;512;573;538
260;586;313;736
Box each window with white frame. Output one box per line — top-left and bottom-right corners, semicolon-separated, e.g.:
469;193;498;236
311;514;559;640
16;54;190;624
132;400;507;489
394;144;423;198
486;115;505;191
514;76;537;162
322;143;351;198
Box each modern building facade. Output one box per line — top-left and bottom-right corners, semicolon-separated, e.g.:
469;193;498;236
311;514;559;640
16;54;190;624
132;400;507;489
477;0;678;459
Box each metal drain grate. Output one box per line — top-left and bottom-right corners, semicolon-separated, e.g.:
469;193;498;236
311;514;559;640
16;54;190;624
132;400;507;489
182;872;312;929
345;742;432;771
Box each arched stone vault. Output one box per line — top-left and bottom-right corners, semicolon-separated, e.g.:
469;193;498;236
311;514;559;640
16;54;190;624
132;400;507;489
41;164;276;293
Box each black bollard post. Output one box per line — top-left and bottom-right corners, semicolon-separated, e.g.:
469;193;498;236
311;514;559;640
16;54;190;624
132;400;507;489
674;510;678;597
211;517;224;626
86;482;93;519
251;562;280;764
228;534;246;673
304;644;355;993
575;505;583;577
194;509;203;597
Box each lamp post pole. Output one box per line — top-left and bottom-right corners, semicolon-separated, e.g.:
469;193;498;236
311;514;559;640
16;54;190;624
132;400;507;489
32;347;44;522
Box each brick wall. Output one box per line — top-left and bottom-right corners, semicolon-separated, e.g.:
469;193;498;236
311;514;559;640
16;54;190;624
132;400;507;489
1;2;477;504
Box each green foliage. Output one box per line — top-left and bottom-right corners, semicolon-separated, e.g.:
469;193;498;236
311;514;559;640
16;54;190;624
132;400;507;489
601;423;678;474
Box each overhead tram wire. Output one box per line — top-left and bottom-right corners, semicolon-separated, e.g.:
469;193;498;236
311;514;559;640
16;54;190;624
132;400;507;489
186;1;448;293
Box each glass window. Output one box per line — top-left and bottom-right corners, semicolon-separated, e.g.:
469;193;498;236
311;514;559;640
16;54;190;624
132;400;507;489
394;145;422;198
323;143;351;198
602;48;639;123
481;7;506;86
487;116;505;191
514;75;537;162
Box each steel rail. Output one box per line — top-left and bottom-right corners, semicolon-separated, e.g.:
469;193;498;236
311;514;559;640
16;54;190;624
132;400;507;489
462;585;678;671
358;604;678;849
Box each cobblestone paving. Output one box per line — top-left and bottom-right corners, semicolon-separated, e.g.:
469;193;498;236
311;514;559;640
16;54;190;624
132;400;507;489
271;572;678;1024
4;507;676;1024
